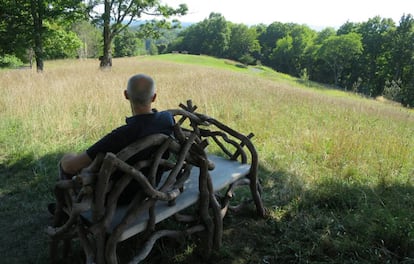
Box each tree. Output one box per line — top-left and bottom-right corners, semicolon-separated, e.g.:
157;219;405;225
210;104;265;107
270;24;316;76
29;0;84;71
270;35;293;73
199;13;230;57
317;33;363;87
167;13;230;57
114;28;140;57
72;20;102;58
257;22;288;65
337;21;359;35
1;0;84;70
43;22;82;59
0;0;32;60
227;23;260;64
389;14;414;106
89;0;187;67
357;16;396;96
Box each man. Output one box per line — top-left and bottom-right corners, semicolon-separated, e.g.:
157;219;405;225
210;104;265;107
59;73;174;179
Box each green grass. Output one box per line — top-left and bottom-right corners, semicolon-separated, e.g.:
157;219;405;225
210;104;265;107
1;55;413;263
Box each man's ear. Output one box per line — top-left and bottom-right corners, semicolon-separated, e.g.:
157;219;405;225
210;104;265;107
124;90;129;100
152;93;157;102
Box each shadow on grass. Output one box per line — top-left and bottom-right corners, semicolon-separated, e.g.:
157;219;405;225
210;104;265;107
0;151;64;264
259;173;414;264
167;163;414;264
1;153;413;264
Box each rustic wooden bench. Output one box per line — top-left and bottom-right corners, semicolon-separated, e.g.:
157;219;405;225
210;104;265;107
46;100;266;264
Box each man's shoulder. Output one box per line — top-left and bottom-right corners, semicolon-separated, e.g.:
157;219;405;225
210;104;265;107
159;110;173;116
154;110;174;121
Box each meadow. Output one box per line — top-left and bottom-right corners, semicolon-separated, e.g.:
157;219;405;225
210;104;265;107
0;54;413;263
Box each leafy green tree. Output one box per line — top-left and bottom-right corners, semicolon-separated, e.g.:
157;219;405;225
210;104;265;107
0;0;32;60
199;13;230;57
43;22;82;59
257;22;288;64
72;21;102;58
337;21;359;35
317;33;363;87
270;35;294;73
147;40;159;55
315;27;336;44
357;16;396;96
168;13;230;57
305;28;336;82
0;0;85;71
30;0;85;71
89;0;187;67
171;23;206;54
270;24;316;76
114;29;140;57
227;23;260;64
389;14;414;106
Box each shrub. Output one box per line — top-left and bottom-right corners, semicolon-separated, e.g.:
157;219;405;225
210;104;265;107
0;54;24;68
383;79;403;102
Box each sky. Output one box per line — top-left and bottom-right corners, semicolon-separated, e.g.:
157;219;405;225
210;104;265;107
163;0;413;29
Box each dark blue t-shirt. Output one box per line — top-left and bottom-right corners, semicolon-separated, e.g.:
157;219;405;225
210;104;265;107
86;111;174;160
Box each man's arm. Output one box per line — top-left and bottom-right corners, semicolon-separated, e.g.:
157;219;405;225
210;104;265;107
60;152;92;176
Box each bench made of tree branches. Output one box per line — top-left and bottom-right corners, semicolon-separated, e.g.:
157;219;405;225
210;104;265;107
46;100;266;264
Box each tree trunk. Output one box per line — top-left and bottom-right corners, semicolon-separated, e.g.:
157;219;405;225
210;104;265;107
100;0;112;68
30;0;44;72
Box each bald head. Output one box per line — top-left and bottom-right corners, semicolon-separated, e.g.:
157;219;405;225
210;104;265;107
126;74;156;106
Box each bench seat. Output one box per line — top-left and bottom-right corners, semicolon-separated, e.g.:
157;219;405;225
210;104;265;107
81;154;251;241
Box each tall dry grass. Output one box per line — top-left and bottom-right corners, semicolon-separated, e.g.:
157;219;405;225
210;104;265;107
1;55;414;263
1;56;413;186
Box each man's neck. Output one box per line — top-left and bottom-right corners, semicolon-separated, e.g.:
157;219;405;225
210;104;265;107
131;105;153;115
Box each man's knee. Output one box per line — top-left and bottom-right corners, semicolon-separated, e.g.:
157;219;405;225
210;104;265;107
59;153;77;179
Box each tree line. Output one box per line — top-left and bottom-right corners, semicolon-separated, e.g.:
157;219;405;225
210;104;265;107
0;1;413;106
169;13;414;107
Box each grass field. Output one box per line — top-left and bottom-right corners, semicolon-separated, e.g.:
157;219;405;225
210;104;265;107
1;54;413;263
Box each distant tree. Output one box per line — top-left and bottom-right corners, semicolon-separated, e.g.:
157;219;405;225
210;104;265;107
337;21;360;35
389;14;414;106
0;0;84;71
270;35;294;73
72;21;102;58
357;16;396;96
147;40;159;55
315;27;336;44
43;23;82;59
270;24;316;76
227;23;260;64
169;13;230;57
199;13;230;57
0;0;31;61
29;0;85;71
114;29;140;57
257;22;288;64
88;0;187;67
317;33;363;87
305;27;336;82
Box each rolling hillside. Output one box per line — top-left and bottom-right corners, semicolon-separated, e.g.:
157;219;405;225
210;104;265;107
1;55;413;263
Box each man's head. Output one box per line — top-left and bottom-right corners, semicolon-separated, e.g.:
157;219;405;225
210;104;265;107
125;74;156;107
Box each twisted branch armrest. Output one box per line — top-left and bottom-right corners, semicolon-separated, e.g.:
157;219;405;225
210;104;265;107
104;153;181;201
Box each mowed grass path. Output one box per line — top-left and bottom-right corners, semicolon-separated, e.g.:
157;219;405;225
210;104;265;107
1;55;413;263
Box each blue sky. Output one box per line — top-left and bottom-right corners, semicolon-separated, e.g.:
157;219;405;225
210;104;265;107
163;0;413;29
